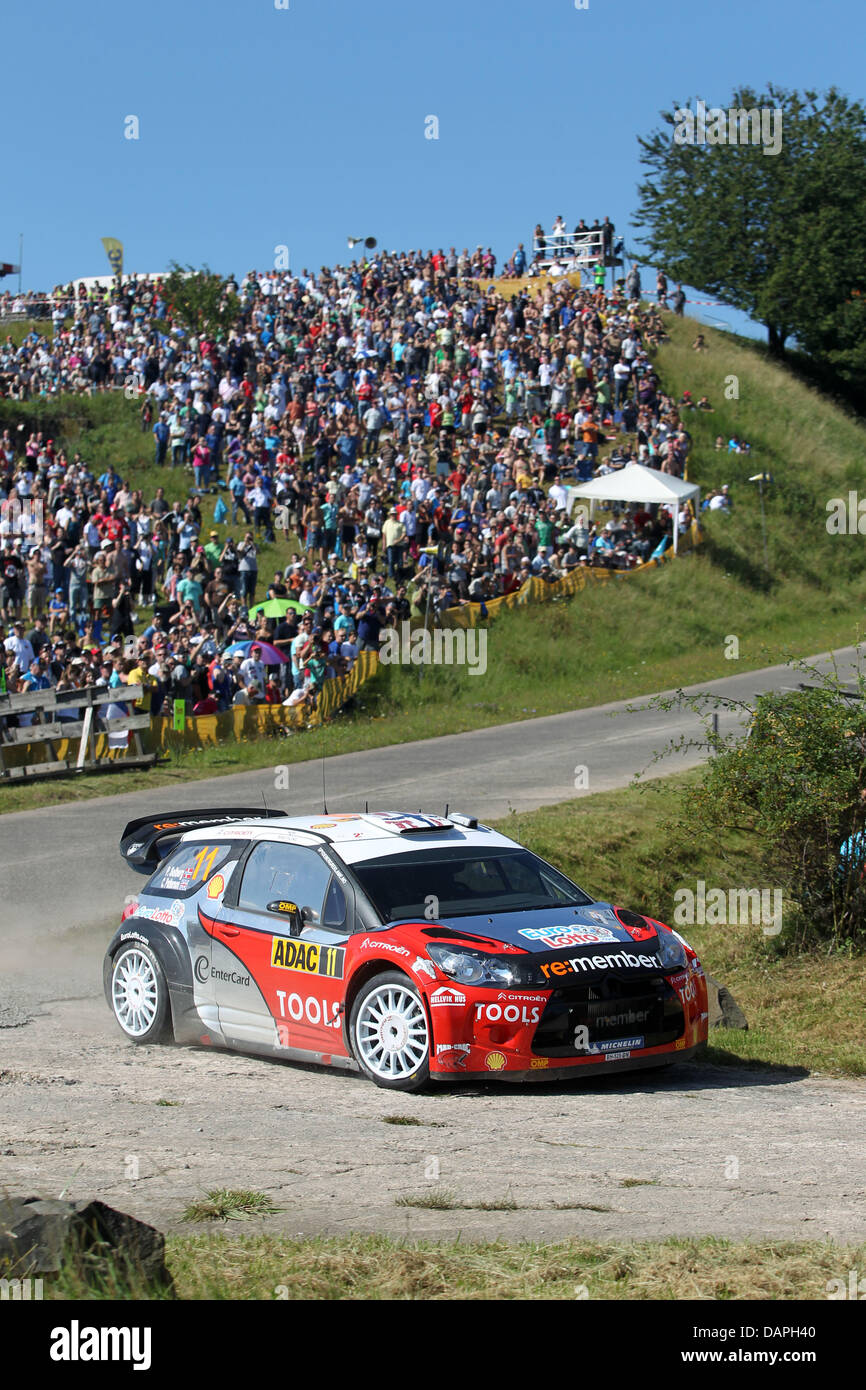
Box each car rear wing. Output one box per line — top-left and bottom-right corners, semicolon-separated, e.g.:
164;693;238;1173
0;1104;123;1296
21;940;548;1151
119;808;288;874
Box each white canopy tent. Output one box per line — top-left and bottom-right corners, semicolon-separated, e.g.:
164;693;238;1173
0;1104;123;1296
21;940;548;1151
566;463;700;553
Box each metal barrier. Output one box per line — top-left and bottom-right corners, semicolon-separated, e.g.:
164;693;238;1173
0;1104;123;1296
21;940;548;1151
532;229;606;270
0;684;154;780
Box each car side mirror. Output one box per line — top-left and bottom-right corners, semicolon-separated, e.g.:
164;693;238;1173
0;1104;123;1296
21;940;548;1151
267;900;304;937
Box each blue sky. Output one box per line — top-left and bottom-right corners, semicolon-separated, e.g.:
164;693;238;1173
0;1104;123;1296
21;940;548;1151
3;0;862;339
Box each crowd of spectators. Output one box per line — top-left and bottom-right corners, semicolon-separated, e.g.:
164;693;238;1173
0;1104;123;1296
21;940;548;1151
1;226;709;722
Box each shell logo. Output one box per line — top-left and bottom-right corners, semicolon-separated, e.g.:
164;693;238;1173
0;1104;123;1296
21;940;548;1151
206;873;226;900
485;1051;507;1072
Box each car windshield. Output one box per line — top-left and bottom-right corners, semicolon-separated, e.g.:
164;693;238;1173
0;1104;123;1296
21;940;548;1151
352;847;593;922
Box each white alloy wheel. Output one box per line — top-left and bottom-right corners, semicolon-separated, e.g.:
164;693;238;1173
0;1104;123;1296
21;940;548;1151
354;979;429;1084
111;946;167;1041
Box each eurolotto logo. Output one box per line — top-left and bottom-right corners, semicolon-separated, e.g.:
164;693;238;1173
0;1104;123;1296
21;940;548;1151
673;100;783;156
0;497;44;544
520;925;618;947
672;880;783;937
135;899;185;928
379;621;487;676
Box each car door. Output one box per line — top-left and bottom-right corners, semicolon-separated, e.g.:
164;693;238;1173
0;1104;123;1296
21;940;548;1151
142;837;244;1039
214;839;352;1057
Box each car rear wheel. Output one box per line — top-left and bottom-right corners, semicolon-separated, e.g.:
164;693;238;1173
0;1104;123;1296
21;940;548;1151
350;971;430;1091
111;943;172;1044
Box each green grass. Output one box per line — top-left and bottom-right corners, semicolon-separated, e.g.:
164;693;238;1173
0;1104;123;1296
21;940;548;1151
396;1190;615;1212
489;774;866;1077
3;308;866;816
181;1188;282;1222
40;1231;866;1300
382;1114;444;1127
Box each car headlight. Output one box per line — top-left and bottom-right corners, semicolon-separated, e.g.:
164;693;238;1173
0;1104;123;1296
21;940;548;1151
426;944;535;988
655;925;688;970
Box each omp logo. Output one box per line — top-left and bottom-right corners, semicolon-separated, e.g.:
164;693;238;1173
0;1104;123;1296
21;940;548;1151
50;1321;151;1370
194;956;209;983
271;938;345;979
540;951;658;980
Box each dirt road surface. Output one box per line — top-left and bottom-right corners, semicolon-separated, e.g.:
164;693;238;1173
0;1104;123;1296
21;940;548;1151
1;650;864;1244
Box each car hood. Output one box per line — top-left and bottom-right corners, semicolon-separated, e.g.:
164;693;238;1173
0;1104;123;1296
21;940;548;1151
413;902;659;953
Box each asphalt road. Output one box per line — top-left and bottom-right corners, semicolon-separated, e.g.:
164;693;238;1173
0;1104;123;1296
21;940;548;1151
1;646;863;1244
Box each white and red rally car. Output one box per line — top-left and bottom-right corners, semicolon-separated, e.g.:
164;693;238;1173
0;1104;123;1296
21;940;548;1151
104;808;708;1091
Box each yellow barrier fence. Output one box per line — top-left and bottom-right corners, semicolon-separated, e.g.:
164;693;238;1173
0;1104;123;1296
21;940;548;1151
146;650;380;752
440;520;702;628
4;525;701;766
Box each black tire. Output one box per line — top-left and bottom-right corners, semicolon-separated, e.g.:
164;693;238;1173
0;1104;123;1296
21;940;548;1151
110;941;173;1045
349;970;430;1091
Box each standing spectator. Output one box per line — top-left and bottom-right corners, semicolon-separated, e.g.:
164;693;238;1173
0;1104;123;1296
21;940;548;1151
153;413;170;465
237;533;258;603
26;548;48;619
382;507;406;578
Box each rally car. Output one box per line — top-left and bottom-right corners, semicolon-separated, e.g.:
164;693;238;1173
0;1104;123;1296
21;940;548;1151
104;808;708;1091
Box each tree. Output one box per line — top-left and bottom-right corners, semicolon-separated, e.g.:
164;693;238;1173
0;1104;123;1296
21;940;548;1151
160;263;239;341
633;87;866;390
639;654;866;950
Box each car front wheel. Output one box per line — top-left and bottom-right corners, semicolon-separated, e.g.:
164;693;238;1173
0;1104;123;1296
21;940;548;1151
350;971;430;1091
111;943;172;1044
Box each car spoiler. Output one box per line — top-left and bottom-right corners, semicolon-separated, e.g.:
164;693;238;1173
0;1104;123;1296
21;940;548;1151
119;807;288;874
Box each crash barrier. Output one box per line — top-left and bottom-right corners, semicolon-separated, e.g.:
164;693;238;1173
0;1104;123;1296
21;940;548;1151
439;519;702;628
146;650;380;752
0;683;153;780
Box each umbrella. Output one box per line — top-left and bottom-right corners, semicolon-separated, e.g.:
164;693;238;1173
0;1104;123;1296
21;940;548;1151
222;640;289;665
249;597;310;619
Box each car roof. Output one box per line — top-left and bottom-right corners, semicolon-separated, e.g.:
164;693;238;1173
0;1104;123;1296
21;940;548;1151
178;811;520;864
